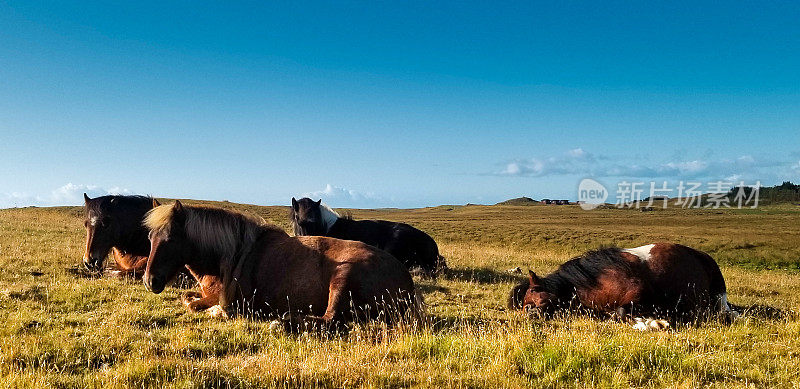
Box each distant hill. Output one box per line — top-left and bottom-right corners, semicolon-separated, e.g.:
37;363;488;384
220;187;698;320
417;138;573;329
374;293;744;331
495;196;539;206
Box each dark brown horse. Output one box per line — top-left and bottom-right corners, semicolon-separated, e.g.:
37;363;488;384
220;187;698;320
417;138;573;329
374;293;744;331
82;193;218;310
143;201;421;326
290;197;446;277
508;243;737;324
82;193;159;277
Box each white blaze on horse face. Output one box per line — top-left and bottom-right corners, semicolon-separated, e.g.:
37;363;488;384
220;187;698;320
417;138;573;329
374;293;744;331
622;244;656;262
318;203;340;232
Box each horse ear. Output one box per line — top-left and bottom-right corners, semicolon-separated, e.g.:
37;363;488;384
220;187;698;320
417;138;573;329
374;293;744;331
316;199;322;206
173;200;184;213
152;198;161;208
291;197;299;211
528;270;541;286
84;193;91;204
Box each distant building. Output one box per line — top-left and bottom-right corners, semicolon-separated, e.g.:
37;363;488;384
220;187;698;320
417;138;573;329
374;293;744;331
541;199;570;205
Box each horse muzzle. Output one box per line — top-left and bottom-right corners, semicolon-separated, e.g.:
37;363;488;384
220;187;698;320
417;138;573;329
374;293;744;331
83;256;104;273
143;274;166;294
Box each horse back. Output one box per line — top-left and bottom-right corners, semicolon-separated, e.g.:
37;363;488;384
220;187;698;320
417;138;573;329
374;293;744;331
247;235;414;317
328;218;441;271
644;243;726;306
326;219;397;247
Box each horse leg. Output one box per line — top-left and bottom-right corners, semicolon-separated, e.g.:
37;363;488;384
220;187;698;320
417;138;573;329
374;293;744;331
181;292;220;312
304;281;351;332
105;249;147;279
611;306;628;321
181;291;202;306
181;275;222;313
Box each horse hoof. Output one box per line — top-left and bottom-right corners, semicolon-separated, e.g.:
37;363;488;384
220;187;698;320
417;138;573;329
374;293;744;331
206;305;228;319
181;293;202;307
408;268;426;278
268;320;283;334
632;317;670;331
104;270;124;279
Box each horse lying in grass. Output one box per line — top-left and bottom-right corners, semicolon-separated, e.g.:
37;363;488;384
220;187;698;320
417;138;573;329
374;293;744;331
82;193;159;278
82;194;219;310
508;243;738;329
143;200;422;327
290;197;447;277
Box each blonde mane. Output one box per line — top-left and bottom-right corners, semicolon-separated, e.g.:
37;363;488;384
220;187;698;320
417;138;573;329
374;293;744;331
145;204;279;258
144;204;176;233
145;203;286;313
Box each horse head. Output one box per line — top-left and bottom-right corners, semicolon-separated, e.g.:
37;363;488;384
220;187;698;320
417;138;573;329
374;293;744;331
519;270;557;317
143;200;190;293
290;197;328;236
82;194;159;272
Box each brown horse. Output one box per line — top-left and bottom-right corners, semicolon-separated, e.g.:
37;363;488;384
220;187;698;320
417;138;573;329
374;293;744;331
143;201;421;326
82;193;219;310
290;197;447;277
508;243;737;325
82;193;159;277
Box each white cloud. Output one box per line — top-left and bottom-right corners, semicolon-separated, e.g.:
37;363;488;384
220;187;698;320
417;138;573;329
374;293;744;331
497;148;598;178
301;184;387;208
0;183;132;209
494;148;798;182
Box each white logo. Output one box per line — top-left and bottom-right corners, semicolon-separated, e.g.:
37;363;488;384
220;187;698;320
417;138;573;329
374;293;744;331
578;178;608;210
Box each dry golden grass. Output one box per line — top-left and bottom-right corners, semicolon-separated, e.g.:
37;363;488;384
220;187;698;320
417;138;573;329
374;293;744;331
0;202;799;388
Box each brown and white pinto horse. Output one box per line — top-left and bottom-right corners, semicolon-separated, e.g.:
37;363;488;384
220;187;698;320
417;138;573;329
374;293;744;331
82;193;159;277
143;201;421;326
508;243;737;326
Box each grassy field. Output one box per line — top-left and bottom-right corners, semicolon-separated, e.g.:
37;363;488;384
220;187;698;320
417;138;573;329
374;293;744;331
1;202;799;388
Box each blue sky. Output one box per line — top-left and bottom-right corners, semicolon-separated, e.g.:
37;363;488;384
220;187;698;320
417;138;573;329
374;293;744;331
1;1;798;208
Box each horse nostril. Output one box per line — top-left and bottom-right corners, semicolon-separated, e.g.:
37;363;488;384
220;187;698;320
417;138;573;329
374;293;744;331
145;275;165;294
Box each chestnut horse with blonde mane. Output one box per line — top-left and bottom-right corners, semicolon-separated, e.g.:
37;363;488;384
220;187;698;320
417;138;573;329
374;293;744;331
143;201;420;326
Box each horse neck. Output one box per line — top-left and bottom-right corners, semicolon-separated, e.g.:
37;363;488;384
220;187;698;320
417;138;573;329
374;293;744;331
325;216;353;234
186;222;256;265
113;205;152;254
318;205;340;233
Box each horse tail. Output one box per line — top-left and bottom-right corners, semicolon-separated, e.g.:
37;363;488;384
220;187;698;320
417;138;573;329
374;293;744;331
702;251;728;298
435;255;448;275
422;234;447;277
411;288;427;324
696;248;735;314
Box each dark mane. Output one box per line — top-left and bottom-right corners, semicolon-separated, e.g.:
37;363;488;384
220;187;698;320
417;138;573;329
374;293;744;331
541;247;627;300
85;195;153;215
